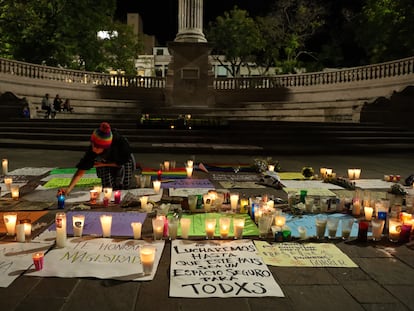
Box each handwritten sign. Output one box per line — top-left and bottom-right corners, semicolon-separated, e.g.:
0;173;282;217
27;238;164;281
166;179;214;189
169;240;284;298
254;241;358;267
0;241;53;287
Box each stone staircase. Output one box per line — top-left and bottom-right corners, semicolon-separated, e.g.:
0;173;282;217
1;119;414;155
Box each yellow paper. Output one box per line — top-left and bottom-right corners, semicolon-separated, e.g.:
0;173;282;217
254;241;358;268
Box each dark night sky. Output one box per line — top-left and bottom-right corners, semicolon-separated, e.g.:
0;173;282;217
115;0;272;45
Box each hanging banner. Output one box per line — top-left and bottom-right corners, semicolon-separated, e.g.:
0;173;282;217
170;239;284;298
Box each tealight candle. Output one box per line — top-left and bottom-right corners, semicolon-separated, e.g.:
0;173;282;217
131;222;142;239
55;212;67;247
233;216;245;239
153;180;161;193
32;252;44;271
205;217;216;239
3;212;17;235
219;217;231;239
114;190;121;204
152;217;164;240
364;206;373;221
10;185;19;200
2;159;8;175
4;177;12;190
388;219;402;242
140;245;156;275
268;164;275;172
186;166;193;178
180;218;191;239
100;214;112;238
230;193;239;211
275;215;286;227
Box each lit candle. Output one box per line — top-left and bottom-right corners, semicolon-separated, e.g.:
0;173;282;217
163;161;170;171
186;166;193;178
401;212;412;224
153;180;161;193
180;218;191;239
275;215;286;227
352;198;361;216
72;214;85;237
57;194;65;209
239;197;249;213
114;190;121;204
11;185;19;200
4;177;12;190
55;212;67;247
354;169;361;179
103;187;112;200
3;212;17;235
320;167;327;178
32;252;44;271
23;222;32;237
364;206;373;221
89;190;98;204
233;216;245;239
131;222;142;239
140;245;156;275
388;219;402;242
187;160;194;168
100;214;112;238
298;226;307;239
2;159;8;175
348;169;355;180
140;196;148;210
203;193;212;212
219;217;231;239
268;164;275;172
325;168;333;177
152;217;164;240
16;224;25;242
205;217;216;239
230;193;239;211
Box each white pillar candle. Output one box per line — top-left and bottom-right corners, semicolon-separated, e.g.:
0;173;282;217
72;214;85;237
230;193;239;211
354;169;361;179
131;222;142;239
180;218;191;239
3;212;17;236
16;224;25;242
219;217;231;239
55;212;67;247
2;159;8;175
163;161;170;171
348;169;355;180
233;216;245;239
89;190;98;204
153;180;161;193
11;185;19;200
140;196;148;209
186;166;193;178
4;177;12;190
364;206;373;221
100;214;112;238
325;168;333;177
23;222;32;237
103;187;112;200
205;217;216;239
187;160;193;168
152;218;164;240
140;245;156;275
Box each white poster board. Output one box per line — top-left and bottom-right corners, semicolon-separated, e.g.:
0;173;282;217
170;239;284;298
27;238;164;281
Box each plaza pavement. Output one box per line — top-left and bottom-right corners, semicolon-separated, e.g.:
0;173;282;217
1;148;414;311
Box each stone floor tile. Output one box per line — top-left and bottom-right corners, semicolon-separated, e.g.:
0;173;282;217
384;285;414;311
355;258;414;285
343;281;398;303
28;277;79;298
361;303;410;311
64;278;141;311
336;242;392;258
248;297;294;311
14;297;66;311
326;267;371;282
270;266;339;285
283;285;364;311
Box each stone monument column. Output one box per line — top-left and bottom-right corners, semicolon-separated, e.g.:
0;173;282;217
165;0;215;108
175;0;207;43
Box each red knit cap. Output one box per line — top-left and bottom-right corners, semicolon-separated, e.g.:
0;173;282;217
91;122;113;149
